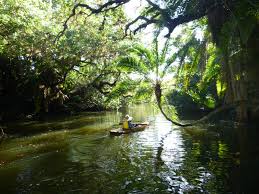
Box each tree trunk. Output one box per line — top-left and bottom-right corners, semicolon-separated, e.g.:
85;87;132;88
223;46;249;122
246;23;259;121
154;81;248;127
154;82;192;127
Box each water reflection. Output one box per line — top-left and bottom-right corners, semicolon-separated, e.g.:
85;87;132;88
0;104;258;193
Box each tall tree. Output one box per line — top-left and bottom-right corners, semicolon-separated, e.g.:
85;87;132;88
61;0;259;122
117;36;187;126
0;0;132;118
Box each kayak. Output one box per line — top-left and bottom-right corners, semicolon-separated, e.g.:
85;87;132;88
109;122;149;136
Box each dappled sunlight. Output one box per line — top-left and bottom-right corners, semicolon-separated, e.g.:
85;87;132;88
161;130;185;168
6;111;121;135
0;130;70;165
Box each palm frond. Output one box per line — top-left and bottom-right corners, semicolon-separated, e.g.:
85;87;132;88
128;44;156;69
159;38;171;65
117;54;149;74
162;53;177;78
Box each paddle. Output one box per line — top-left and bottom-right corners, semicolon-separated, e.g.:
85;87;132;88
118;122;149;125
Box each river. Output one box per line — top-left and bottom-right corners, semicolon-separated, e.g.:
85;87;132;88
0;104;258;193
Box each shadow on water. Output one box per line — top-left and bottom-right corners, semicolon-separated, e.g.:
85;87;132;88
0;104;259;193
5;111;121;136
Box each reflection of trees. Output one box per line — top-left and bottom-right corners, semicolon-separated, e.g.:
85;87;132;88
154;131;170;172
232;127;259;193
7;111;120;135
178;131;234;193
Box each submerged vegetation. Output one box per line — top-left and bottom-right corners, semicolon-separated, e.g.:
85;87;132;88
0;0;258;125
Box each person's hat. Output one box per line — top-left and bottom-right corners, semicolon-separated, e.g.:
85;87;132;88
125;114;132;121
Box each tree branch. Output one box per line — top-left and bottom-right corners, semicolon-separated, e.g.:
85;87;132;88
125;15;160;35
55;0;130;42
168;0;228;37
155;81;248;127
165;12;207;38
56;0;223;41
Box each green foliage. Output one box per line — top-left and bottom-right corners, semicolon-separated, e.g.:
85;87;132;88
0;0;133;116
1;0;258;121
161;96;179;121
134;82;154;101
115;36;182;119
106;79;137;100
170;22;223;110
117;54;149;74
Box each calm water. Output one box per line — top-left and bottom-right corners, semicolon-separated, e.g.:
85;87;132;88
0;104;259;193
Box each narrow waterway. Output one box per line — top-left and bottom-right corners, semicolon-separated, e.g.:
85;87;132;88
0;104;258;193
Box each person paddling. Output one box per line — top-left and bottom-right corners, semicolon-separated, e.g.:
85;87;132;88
122;114;134;130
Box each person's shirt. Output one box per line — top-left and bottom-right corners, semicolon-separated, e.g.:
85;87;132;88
122;119;129;129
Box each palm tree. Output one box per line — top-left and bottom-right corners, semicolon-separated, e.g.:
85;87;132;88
117;36;190;126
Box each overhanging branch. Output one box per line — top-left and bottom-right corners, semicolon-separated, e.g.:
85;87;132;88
55;0;130;42
125;15;160;35
56;0;223;42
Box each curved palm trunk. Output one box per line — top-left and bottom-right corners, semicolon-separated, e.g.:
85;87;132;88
154;82;192;127
154;82;246;127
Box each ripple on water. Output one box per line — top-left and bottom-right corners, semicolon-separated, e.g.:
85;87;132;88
0;105;239;193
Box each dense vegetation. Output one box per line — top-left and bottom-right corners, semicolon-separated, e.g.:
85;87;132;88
0;0;258;125
0;0;132;120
